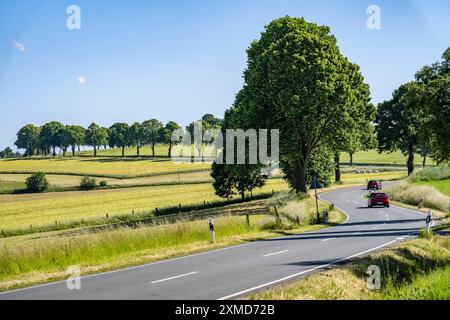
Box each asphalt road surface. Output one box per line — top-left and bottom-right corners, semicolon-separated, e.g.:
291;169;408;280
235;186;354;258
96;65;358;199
0;184;430;300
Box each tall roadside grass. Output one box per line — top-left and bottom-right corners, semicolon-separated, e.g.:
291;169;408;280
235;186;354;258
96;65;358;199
385;181;449;213
408;166;450;182
0;215;271;290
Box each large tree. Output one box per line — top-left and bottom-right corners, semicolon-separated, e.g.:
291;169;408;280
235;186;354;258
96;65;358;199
225;17;372;193
187;119;210;157
85;123;108;157
211;145;267;200
59;126;72;157
69;125;86;155
129;122;145;157
15;124;41;156
142;119;163;158
415;47;450;163
375;82;424;175
39;121;65;156
162;121;181;158
108;123;131;157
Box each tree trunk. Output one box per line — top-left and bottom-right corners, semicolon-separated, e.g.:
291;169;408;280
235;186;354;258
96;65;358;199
122;146;125;158
52;147;56;157
137;146;140;157
407;144;415;176
168;143;172;158
72;145;76;157
152;144;155;158
349;153;353;166
292;160;308;194
94;146;97;158
241;189;245;200
63;147;67;157
334;152;341;183
78;145;81;152
422;155;427;168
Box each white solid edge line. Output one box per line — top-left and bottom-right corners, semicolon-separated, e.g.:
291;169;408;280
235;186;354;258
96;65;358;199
150;271;198;284
217;239;398;300
321;238;335;242
262;250;289;258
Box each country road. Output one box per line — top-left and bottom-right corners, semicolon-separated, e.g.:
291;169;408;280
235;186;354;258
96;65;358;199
0;184;429;300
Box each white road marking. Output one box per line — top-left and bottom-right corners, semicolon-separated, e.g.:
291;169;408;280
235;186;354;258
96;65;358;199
322;238;335;242
263;250;289;257
372;226;379;230
218;239;399;300
150;271;198;284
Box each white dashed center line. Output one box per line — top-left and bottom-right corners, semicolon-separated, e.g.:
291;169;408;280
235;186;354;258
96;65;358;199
150;271;198;284
263;250;289;257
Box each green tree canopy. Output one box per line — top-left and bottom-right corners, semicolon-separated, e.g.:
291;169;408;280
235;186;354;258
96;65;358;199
162;121;182;158
39;121;65;156
108;123;131;157
375;82;424;175
85;123;108;157
224;16;372;192
15;124;41;156
129;122;145;157
142;119;164;158
415;47;450;163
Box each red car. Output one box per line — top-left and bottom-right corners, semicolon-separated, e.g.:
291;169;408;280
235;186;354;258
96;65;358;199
368;192;390;208
367;180;382;190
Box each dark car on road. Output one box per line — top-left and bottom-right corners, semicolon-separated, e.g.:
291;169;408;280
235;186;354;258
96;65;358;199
368;192;390;208
367;180;382;190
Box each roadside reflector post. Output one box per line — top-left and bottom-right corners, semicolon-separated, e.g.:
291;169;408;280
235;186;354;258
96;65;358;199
426;210;432;233
246;213;250;226
324;209;329;224
209;218;215;243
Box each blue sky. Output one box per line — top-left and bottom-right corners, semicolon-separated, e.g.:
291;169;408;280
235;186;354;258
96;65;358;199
0;0;449;150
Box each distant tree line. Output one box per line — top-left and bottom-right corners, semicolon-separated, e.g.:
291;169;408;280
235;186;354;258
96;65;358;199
14;114;222;158
0;147;21;159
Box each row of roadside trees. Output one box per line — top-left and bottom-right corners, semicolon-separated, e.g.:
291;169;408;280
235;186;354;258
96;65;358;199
14;114;222;158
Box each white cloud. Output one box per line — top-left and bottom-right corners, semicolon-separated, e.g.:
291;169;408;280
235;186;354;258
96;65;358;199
77;76;88;85
11;40;26;52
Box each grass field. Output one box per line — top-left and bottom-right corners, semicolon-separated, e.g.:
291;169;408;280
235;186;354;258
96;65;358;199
416;180;450;197
248;237;450;300
0;179;288;231
338;171;407;184
0;157;210;178
0;171;212;189
340;150;435;166
78;145;170;157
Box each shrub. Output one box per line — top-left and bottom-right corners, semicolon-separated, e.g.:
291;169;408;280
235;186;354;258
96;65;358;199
99;181;108;188
25;172;49;193
80;176;97;190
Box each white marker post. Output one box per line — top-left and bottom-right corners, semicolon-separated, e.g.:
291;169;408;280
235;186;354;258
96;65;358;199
426;210;433;233
209;218;215;243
